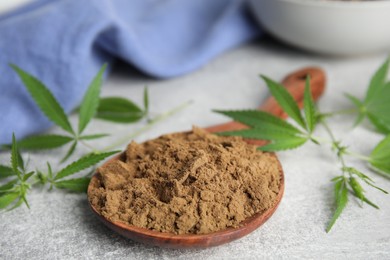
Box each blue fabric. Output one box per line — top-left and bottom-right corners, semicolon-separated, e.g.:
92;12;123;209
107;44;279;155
0;0;260;144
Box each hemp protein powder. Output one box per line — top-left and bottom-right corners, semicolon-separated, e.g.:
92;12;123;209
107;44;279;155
88;127;281;235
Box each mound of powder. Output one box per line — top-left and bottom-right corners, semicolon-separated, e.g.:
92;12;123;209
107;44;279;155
88;127;281;234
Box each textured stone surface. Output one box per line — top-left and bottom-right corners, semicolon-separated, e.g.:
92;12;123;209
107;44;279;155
1;39;390;259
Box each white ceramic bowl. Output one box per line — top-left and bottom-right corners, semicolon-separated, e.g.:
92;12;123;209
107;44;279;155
249;0;390;56
0;0;33;15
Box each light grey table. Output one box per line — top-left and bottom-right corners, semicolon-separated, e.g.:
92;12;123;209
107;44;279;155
1;39;390;259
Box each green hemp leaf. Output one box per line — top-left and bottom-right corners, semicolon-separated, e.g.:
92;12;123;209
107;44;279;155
0;134;34;210
214;110;308;151
346;58;390;133
96;97;145;123
261;76;306;129
54;178;91;193
369;135;390;175
52;151;119;192
10;64;110;161
10;64;75;135
95;86;149;124
78;64;107;134
13;135;74;150
326;178;348;232
54;151;118;181
214;75;317;152
0;165;14;179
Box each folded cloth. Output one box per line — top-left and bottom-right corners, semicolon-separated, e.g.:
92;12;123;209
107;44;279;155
0;0;260;144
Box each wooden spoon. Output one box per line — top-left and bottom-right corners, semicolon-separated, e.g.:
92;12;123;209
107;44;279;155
87;67;326;249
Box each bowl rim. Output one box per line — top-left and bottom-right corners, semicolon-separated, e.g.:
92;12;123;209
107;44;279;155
258;0;390;8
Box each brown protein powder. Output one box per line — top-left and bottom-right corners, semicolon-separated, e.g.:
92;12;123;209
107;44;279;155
88;127;281;234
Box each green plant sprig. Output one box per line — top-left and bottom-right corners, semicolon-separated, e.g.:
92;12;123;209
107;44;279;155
36;151;119;192
0;63;190;211
0;134;33;210
0;134;118;211
215;59;390;232
10;64;138;160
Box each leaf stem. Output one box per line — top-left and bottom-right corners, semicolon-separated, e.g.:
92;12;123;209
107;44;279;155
319;118;350;176
321;108;358;118
310;135;333;144
100;100;192;152
345;151;372;162
79;140;100;154
320;118;337;143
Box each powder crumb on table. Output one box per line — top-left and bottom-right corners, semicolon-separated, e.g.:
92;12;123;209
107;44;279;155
88;127;281;235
